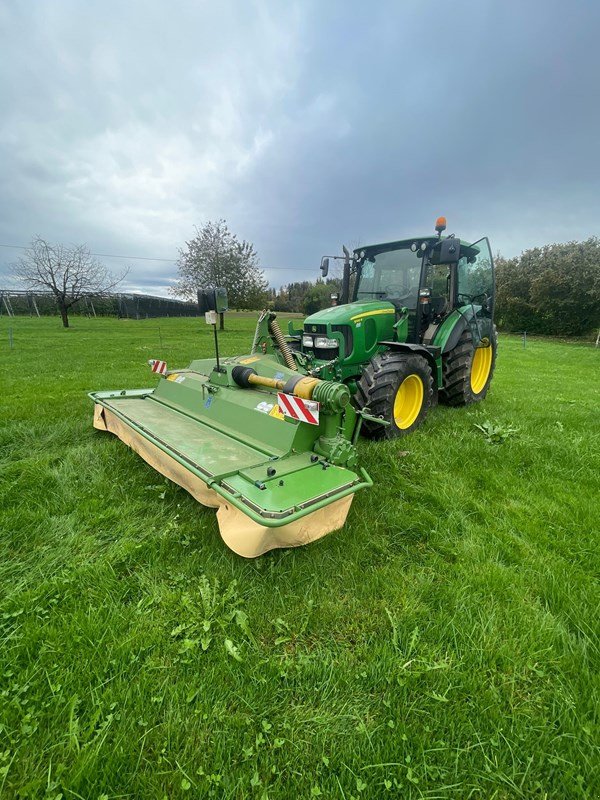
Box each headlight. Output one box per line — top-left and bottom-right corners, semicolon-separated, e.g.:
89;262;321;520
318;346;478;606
315;336;338;348
302;335;314;348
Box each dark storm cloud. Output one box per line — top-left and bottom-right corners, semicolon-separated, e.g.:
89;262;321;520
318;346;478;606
1;0;599;293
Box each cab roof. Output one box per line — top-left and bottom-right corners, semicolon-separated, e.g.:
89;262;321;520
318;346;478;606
354;236;478;258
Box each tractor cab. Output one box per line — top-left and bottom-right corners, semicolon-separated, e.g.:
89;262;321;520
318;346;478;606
351;228;495;346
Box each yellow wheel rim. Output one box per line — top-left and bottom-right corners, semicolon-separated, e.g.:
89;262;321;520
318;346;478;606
393;374;424;429
470;345;493;394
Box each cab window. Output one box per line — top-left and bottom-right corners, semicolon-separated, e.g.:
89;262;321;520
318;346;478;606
356;248;421;308
457;238;494;313
424;261;451;316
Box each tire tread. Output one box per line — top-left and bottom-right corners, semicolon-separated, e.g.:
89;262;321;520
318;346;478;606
355;352;434;438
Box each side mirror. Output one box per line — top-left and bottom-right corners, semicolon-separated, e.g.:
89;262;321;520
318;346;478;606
438;237;461;264
320;257;329;277
197;287;228;314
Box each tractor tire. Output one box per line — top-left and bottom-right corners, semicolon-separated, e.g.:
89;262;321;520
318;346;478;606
355;352;434;439
440;325;498;406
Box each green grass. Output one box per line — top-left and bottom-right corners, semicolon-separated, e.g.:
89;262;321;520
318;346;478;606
0;315;598;799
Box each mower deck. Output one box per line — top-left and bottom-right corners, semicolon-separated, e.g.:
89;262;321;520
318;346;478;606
91;389;368;527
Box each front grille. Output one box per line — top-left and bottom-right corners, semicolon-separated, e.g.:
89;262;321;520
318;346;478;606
332;324;353;357
303;322;352;360
313;347;339;360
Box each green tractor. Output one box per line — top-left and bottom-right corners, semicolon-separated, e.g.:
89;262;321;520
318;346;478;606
88;217;497;556
283;216;497;436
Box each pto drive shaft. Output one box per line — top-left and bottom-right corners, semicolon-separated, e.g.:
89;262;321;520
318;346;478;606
231;366;350;413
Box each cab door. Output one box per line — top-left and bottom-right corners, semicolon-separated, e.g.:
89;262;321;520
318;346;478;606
457;237;495;344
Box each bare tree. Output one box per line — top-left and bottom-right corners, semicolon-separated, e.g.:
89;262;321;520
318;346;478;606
13;236;128;328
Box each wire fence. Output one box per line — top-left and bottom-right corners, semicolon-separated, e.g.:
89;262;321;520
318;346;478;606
0;290;200;319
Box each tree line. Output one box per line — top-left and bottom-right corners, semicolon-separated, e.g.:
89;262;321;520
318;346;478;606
170;221;600;335
494;237;600;336
11;221;600;336
267;279;342;315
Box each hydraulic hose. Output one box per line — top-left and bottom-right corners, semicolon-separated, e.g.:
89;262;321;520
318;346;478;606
268;316;297;371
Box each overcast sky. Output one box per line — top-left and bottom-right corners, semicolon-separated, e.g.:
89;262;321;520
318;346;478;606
1;0;599;294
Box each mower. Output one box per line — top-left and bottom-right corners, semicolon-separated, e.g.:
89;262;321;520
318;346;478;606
90;218;496;556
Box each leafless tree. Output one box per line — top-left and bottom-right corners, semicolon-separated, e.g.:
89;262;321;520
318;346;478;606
13;236;128;327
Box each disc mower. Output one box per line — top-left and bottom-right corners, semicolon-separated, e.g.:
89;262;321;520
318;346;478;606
90;290;378;557
90;218;496;555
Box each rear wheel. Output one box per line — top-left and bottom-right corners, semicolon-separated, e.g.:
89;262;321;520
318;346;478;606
355;352;434;438
440;326;497;406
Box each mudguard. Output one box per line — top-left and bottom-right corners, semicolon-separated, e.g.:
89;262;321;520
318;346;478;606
432;306;491;353
377;341;439;375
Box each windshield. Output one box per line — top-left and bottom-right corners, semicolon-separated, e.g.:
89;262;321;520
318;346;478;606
355;247;422;307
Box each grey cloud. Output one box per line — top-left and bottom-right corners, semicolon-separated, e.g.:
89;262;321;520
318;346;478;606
1;0;599;293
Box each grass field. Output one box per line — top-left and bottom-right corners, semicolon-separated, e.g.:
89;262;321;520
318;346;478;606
0;315;598;799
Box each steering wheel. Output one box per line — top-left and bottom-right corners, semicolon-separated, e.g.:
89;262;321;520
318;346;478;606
458;291;487;303
383;286;417;301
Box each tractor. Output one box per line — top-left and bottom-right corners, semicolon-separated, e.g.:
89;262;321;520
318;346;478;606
283;216;497;436
89;217;497;556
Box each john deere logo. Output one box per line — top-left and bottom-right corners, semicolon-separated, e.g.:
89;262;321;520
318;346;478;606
311;326;316;332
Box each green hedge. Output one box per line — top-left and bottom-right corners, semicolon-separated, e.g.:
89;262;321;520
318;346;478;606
495;238;600;336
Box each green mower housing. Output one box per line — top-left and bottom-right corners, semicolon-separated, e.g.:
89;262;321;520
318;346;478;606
90;350;373;556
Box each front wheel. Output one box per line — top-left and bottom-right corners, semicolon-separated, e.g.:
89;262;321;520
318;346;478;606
355;352;434;438
440;326;497;406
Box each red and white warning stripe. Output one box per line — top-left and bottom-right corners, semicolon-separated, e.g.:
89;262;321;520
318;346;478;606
277;392;320;425
148;359;167;375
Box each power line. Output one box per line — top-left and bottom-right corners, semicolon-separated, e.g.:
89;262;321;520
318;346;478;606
0;242;316;271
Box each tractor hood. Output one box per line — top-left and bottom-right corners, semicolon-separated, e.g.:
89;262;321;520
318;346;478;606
304;300;396;328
